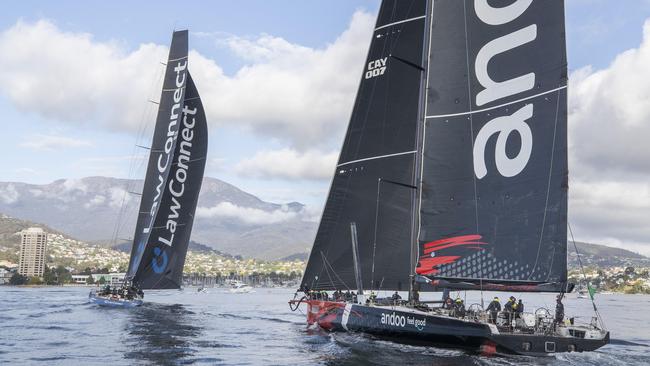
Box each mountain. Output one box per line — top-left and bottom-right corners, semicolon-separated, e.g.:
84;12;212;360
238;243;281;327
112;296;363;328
0;177;316;260
569;241;650;269
0;214;65;249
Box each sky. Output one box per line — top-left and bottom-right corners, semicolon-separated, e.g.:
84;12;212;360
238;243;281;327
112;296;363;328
1;1;650;254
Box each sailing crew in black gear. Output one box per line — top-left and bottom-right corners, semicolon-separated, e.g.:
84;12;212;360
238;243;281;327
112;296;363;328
555;295;565;324
391;291;402;303
486;297;501;324
515;299;524;318
502;296;515;324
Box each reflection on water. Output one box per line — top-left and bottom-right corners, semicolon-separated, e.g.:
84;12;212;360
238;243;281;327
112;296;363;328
124;303;200;365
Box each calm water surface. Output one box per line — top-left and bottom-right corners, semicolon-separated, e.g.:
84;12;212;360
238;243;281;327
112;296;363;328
0;287;648;365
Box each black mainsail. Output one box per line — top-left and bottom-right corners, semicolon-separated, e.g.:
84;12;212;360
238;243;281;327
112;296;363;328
416;0;568;292
302;0;568;294
126;31;208;289
302;0;429;292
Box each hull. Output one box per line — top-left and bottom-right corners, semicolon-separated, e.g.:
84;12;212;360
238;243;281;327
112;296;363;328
304;300;609;356
89;292;143;308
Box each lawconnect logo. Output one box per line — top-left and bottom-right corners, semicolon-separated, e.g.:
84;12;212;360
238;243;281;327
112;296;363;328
380;312;426;331
151;247;169;274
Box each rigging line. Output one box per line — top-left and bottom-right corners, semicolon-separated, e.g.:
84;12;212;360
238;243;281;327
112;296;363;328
320;251;351;291
325;252;352;291
112;62;165;248
462;0;483;302
389;54;425;71
528;86;563;280
380;179;417;190
320;252;337;290
568;222;606;330
425;85;567;119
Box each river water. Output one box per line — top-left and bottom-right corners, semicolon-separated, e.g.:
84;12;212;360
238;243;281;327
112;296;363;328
0;287;648;365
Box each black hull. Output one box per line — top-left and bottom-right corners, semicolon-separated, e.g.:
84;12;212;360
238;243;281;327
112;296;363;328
307;301;609;356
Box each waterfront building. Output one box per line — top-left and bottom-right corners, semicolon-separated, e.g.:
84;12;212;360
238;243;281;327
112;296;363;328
0;268;14;284
18;228;47;278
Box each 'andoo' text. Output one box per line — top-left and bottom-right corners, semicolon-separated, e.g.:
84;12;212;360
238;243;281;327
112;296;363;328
472;0;537;179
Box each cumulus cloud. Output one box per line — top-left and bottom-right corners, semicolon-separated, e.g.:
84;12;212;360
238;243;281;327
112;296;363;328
108;187;131;208
0;184;19;204
196;202;299;225
20;134;93;151
190;11;373;148
0;20;167;131
235;148;337;181
84;194;106;208
568;19;650;254
0;13;373;149
62;178;88;193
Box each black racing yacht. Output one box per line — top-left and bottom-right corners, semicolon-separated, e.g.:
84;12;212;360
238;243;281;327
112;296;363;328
290;0;609;356
90;30;208;307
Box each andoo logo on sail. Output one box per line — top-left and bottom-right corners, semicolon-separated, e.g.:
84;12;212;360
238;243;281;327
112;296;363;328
472;0;537;179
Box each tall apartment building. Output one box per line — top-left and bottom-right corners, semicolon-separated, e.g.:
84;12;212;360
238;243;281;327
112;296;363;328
18;227;48;278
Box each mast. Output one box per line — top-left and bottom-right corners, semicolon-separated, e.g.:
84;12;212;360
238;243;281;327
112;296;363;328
409;0;433;301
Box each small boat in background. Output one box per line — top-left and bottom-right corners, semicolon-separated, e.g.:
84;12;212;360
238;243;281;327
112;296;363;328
229;281;254;294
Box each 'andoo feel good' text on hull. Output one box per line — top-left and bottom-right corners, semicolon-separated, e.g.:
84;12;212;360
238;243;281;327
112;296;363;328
90;30;208;307
290;0;609;356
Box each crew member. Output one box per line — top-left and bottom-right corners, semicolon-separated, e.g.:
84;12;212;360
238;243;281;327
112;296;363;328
555;295;565;324
443;297;454;310
515;299;524;318
486;297;501;324
453;298;466;318
504;296;516;324
391;291;402;302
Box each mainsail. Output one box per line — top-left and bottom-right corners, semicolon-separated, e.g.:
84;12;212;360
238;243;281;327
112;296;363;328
302;0;569;293
416;0;568;292
126;31;208;289
302;0;430;292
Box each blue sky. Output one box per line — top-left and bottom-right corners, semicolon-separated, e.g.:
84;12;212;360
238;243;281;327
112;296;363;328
1;1;650;252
